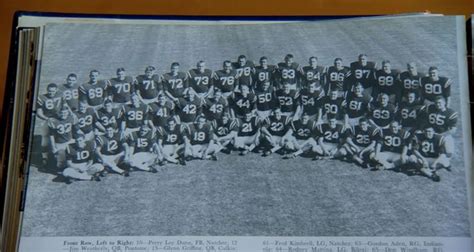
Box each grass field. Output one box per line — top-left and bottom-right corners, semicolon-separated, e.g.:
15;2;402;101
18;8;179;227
20;16;471;237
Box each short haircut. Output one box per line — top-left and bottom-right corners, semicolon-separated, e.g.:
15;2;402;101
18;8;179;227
285;54;294;60
309;56;318;61
382;60;391;65
47;83;58;89
67;73;77;79
197;60;205;67
260;56;268;61
171;62;180;68
223;60;232;67
116;67;125;73
429;66;438;72
90;69;100;75
238;55;246;60
145;66;156;72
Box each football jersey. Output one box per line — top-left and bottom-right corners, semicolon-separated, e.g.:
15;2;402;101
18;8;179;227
326;66;350;92
48;115;77;144
148;101;174;128
121;103;150;129
322;97;345;120
95;107;122;130
254;65;277;91
75;107;95;134
211;118;238;137
399;71;423;100
79;80;108;106
318;123;347;144
344;93;371;119
232;61;255;86
188;69;213;94
373;69;401;100
379;128;410;153
298;87;325;116
134;74;162;99
108;76;134;103
349;125;380;147
421;104;457;134
162;72;189;98
301;66;326;88
59;83;80;111
127;130;155;153
66;141;95;164
420;76;452;102
204;97;229;121
276;89;299;113
349;61;377;89
397;101;423;129
157;124;185;145
231;92;256;118
369;102;397;128
212;70;239;93
177;98;203;124
186;123;214;145
255;88;277;112
291;119;317;140
264;115;291;137
277;62;301;86
236;117;260;137
412;133;444;158
96;133;125;155
36;92;64;118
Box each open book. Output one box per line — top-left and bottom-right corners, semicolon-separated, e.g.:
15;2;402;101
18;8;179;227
1;13;472;252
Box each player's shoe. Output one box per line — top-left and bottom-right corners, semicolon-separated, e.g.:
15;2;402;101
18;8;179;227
262;150;272;157
121;171;130;177
312;155;323;161
239;150;249;156
91;174;101;182
211;154;218;161
150;167;158;173
179;157;186;166
430;172;441;182
221;148;232;154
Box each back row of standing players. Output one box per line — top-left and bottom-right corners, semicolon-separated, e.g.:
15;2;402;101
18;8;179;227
36;54;457;182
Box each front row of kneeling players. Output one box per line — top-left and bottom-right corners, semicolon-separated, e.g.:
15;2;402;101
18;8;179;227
61;102;452;183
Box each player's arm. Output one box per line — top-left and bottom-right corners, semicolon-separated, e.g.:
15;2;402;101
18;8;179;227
37;107;49;120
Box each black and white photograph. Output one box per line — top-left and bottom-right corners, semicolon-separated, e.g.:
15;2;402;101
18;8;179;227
19;15;472;241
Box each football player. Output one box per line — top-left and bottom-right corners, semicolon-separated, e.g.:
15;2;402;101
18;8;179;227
162;62;189;103
301;56;326;89
183;115;219;160
254;56;277;91
148;93;175;128
230;84;256;119
188;60;213;98
255;81;278;120
298;81;325;122
120;93;150;136
399;62;423;102
343;117;379;167
344;83;372;127
75;100;96;141
108;67;135;105
368;93;397;129
79;70;108;109
397;91;424;133
212;60;239;98
276;82;299;118
134;66;162;104
94;99;122;134
126;124;158;173
176;91;204;125
96;126;129;176
156;118;186;165
373;120;410;170
59;73;80;112
283;113;321;159
348;54;376;94
211;112;238;154
63;133;104;182
408;126;450;182
373;60;401;104
260;108;292;156
36;83;64;163
234;111;261;155
277;54;301;90
317;117;348;159
321;90;346;123
48;106;78;170
232;55;255;87
326;58;350;97
204;88;229;121
420;66;452;107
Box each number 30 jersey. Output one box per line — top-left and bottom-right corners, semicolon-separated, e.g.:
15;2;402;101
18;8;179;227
379;128;410;153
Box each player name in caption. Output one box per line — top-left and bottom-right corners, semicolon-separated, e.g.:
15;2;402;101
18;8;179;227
59;238;447;252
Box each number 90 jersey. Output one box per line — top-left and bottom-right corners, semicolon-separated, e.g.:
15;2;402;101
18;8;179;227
420;76;452;103
379;128;411;153
66;141;95;164
79;81;108;107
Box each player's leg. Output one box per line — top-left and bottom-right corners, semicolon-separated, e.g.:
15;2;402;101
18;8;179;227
162;145;179;164
55;142;69;171
63;164;95;181
102;153;127;175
